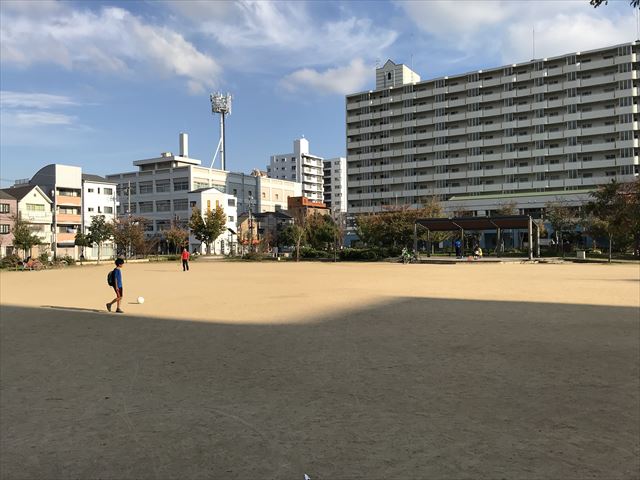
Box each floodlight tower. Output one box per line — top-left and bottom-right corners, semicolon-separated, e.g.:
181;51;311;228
209;92;232;171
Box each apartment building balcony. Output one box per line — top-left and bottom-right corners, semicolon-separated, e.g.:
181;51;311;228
56;213;81;224
580;92;617;104
581;74;616;88
581;108;616;120
579;57;615;71
56;195;81;207
56;232;77;243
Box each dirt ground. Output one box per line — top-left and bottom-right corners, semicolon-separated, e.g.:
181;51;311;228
1;260;638;479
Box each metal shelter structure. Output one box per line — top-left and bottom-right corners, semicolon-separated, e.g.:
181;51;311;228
414;215;540;260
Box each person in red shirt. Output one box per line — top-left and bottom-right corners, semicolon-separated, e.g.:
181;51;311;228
181;247;190;271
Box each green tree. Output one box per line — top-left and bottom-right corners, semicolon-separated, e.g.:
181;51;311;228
74;232;91;262
112;217;146;258
584;180;636;262
86;215;114;264
306;214;339;251
164;223;189;254
544;202;576;258
356;200;448;251
189;206;227;254
12;215;41;258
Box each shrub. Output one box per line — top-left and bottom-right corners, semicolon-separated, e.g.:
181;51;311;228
242;252;263;261
300;247;330;259
61;255;76;266
38;252;49;264
339;248;379;261
0;254;22;269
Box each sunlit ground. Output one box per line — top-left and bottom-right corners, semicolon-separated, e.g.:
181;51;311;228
1;261;638;478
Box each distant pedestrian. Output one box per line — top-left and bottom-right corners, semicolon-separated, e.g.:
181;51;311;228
181;247;190;271
454;239;462;258
106;258;125;313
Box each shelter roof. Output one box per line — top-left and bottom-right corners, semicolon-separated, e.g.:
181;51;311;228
416;215;534;231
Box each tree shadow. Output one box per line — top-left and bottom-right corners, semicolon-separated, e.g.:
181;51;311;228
1;298;638;479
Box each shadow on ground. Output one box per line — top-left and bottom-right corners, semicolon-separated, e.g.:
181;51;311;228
1;298;638;479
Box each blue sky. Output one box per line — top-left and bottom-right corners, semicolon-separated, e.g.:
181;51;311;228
1;0;637;186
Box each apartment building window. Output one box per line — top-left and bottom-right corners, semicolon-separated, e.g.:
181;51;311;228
536;172;546;181
0;224;9;234
619;114;633;124
469;148;481;156
534;77;544;87
534;156;545;165
620;131;633;141
567;153;577;162
467;87;480;97
173;179;189;191
26;204;45;211
620;148;633;158
469;132;481;141
139;182;153;194
535;124;545;134
567;137;577;146
87;188;94;193
173;199;188;211
566;120;577;130
567;88;577;97
104;188;113;195
567;104;577;114
504;128;514;137
0;204;10;214
468;117;481;126
619;97;633;107
504;97;514;107
535;140;545;150
619;165;634;175
156;220;170;232
618;63;631;73
566;72;577;81
505;144;515;153
535;109;545;118
139;202;153;213
619;80;632;90
103;206;113;214
503;83;513;92
618;45;632;56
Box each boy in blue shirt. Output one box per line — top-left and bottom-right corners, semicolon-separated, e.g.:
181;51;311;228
106;258;125;313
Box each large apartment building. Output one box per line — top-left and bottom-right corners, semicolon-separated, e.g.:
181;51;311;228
346;42;639;216
323;157;347;214
106;133;302;239
267;138;324;203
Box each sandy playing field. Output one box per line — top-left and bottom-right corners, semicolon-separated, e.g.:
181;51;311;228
1;260;639;479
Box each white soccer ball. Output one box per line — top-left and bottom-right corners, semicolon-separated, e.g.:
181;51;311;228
137;296;145;304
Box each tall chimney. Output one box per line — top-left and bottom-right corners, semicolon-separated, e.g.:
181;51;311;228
179;132;189;157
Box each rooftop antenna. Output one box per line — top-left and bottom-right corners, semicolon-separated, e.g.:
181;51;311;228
209;92;232;171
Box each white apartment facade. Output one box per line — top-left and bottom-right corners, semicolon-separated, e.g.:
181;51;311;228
106;133;302;240
267;138;324;202
81;174;118;259
323;157;347;214
187;188;238;255
346;42;639;216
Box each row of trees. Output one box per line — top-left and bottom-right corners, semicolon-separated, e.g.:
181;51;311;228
352;180;639;262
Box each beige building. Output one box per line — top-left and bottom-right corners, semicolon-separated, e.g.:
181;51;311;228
346;42;639;215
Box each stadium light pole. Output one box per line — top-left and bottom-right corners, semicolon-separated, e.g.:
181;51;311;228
209;92;232;171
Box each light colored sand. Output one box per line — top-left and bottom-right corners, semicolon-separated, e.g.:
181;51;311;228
1;260;638;323
1;261;639;479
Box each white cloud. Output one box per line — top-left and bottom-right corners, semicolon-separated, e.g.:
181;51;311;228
2;111;76;127
0;91;78;109
166;1;397;67
0;4;221;93
281;59;370;95
395;0;636;64
0;91;80;129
